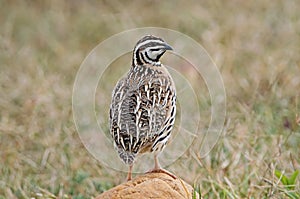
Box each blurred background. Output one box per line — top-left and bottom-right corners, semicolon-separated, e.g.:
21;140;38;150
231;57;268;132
1;0;299;198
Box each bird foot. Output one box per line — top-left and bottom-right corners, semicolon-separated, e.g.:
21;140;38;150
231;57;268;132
146;168;177;179
127;175;132;181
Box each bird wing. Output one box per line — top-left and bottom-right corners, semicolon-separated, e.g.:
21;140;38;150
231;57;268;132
110;77;139;153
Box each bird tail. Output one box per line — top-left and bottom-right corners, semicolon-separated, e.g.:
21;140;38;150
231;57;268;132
115;146;136;165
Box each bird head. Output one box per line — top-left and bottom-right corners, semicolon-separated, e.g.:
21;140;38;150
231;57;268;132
133;35;173;66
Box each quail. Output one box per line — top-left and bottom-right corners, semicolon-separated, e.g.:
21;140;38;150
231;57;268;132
109;35;176;180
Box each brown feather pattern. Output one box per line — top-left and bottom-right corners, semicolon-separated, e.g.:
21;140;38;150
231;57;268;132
109;35;176;165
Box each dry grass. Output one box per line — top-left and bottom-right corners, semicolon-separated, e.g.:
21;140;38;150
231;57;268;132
1;0;300;198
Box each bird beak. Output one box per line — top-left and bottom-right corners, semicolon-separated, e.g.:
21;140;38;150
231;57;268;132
164;43;173;51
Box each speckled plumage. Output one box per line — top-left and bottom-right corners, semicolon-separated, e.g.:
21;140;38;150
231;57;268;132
109;35;176;180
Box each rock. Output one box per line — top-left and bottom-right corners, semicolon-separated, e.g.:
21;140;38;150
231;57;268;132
95;172;199;199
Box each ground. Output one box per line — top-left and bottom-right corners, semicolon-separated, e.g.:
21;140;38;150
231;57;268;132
0;0;299;198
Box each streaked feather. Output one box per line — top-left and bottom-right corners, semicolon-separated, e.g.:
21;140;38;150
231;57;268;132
109;35;176;165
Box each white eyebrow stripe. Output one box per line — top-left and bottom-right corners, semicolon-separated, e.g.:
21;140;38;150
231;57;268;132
134;39;165;54
148;46;165;50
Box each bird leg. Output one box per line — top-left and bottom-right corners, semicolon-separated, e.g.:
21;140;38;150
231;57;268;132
127;164;133;181
154;153;160;170
146;154;177;179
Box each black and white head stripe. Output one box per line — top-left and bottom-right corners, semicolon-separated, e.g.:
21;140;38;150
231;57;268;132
132;35;173;66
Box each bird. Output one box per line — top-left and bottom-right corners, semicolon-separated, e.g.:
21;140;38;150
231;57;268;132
109;35;176;181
